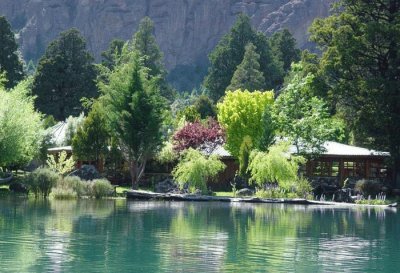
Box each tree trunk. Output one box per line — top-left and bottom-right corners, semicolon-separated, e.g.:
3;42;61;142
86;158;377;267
129;159;147;190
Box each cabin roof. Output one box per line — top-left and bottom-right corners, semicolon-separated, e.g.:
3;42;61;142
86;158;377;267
318;141;389;157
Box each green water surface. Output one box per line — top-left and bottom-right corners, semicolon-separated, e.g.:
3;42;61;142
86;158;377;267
0;198;399;272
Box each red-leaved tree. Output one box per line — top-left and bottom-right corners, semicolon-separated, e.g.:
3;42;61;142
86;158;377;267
173;118;225;153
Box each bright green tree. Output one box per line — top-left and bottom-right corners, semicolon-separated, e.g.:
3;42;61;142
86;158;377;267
248;141;306;191
0;16;24;88
204;14;282;101
309;0;400;185
274;63;344;155
0;78;43;168
217;89;274;158
227;42;265;92
72;103;109;165
32;28;98;120
100;53;164;189
172;148;225;193
269;29;301;72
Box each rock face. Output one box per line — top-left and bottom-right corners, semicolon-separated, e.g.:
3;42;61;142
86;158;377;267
0;0;334;89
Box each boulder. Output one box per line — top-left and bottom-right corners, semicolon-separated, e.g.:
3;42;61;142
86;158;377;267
154;179;179;193
9;182;29;194
236;188;254;197
69;165;102;181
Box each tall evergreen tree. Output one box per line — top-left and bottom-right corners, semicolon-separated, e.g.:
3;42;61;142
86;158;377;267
100;53;164;189
227;43;265;92
310;0;400;186
32;28;98;120
269;29;301;72
101;39;125;69
132;17;175;100
0;16;24;88
204;14;282;101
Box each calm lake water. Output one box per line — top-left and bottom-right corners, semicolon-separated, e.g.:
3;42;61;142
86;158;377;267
0;198;399;273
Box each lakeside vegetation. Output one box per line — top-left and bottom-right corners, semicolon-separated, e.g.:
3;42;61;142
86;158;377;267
0;1;399;203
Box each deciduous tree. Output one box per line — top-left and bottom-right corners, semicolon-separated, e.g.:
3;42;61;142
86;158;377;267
309;0;400;185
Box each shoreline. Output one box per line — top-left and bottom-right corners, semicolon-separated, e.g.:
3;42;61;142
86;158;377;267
126;190;398;208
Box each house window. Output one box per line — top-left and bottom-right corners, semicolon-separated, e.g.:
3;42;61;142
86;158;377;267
344;161;365;178
369;162;387;178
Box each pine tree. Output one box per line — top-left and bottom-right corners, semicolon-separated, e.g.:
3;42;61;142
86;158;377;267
269;29;301;72
204;14;282;101
101;39;125;69
0;16;24;88
227;43;265;92
133;17;175;100
100;54;164;189
32;28;98;120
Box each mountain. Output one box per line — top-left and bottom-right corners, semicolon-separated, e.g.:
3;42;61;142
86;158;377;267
0;0;334;91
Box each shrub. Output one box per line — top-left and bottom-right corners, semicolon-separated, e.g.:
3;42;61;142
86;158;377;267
355;179;382;197
172;148;225;194
51;187;77;199
28;168;60;198
59;176;87;197
88;179;114;199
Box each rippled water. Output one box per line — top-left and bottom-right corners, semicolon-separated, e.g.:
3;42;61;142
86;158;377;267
0;198;399;273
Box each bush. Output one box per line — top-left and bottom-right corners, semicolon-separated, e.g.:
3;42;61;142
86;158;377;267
51;187;77;199
59;176;87;197
88;179;114;199
28;168;60;198
355;179;382;197
172;148;225;194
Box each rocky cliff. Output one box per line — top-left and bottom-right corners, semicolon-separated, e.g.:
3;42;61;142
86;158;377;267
0;0;334;90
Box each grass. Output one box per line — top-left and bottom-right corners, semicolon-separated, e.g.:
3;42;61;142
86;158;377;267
213;191;235;197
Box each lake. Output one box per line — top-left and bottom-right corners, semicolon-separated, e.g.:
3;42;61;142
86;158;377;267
0;198;399;272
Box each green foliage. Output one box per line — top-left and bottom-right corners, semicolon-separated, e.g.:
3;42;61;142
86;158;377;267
60;176;87;197
217;89;274;158
46;151;75;176
193;94;217;119
51;187;77;200
248;142;305;190
64;113;85;145
0;16;24;88
172;148;225;194
269;29;301;72
32;28;98;120
274;63;344;155
0;79;43;167
309;1;400;185
156;141;178;165
27;168;60;198
227;42;265;92
238;136;253;177
100;53;164;189
177;105;200;123
354;179;382;197
88;179;114;199
132;17;174;101
355;199;389;205
258;104;276;152
204;14;282;101
72;103;109;162
101;39;125;69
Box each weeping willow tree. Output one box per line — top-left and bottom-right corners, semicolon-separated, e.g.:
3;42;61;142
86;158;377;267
248;142;306;191
0;77;43;169
172;148;225;194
